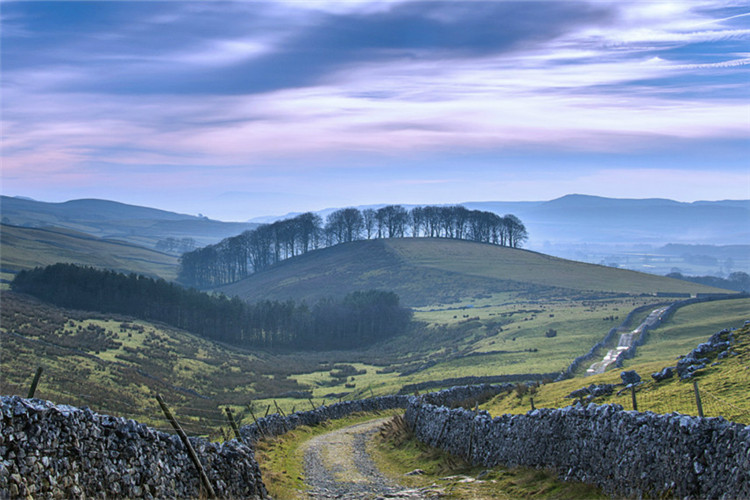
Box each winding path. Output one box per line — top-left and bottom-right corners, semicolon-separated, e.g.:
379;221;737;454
301;418;436;499
586;307;669;375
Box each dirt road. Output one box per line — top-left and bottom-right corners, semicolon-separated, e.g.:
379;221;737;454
301;418;437;499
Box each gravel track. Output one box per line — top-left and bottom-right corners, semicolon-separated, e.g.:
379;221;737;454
586;307;669;375
301;418;436;499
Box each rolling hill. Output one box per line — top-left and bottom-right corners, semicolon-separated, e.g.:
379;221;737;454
0;195;257;249
0;224;178;281
217;238;730;307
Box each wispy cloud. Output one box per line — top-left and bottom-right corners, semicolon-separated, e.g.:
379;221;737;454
1;1;748;217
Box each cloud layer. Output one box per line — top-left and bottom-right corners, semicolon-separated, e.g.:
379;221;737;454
2;1;748;219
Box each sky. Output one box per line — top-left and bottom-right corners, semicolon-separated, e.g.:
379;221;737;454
2;1;749;221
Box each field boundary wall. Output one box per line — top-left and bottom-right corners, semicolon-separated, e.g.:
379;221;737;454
239;383;508;443
0;384;509;498
0;396;267;499
405;398;750;498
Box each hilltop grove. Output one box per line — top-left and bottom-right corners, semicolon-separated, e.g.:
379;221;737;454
178;204;528;289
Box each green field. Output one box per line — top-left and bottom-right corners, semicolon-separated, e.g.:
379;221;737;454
0;224;178;280
5;288;746;434
623;298;750;364
483;299;750;424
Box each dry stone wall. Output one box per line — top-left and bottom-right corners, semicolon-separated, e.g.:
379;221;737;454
239;384;508;443
11;378;748;499
405;399;750;499
0;384;508;498
0;396;267;499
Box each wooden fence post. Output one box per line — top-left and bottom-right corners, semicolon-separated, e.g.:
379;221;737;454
249;409;266;438
273;400;286;417
27;367;43;399
308;398;317;410
631;385;638;411
273;400;289;432
693;380;704;418
530;397;536;411
224;407;241;441
156;394;216;499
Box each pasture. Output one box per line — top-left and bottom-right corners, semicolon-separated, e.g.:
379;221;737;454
483;299;750;424
2;289;747;438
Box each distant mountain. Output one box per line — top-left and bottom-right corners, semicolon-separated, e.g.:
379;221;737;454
3;196;197;222
0;195;257;249
465;194;750;245
216;238;729;307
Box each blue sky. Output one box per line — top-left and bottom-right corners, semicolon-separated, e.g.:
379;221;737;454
2;1;749;220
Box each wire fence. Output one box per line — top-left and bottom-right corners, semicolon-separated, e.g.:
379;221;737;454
5;363;750;442
606;378;750;425
0;374;235;438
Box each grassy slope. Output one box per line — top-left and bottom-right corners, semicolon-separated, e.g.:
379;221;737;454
218;238;728;307
0;291;664;431
0;224;178;281
2;294;746;445
386;238;711;294
0;292;315;438
483;298;750;424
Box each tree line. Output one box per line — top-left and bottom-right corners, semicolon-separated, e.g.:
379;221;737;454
178;205;528;288
11;263;413;350
666;271;750;293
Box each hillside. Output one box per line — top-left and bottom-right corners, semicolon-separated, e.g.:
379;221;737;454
217;238;730;307
0;224;178;281
0;291;301;437
0;195;256;249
